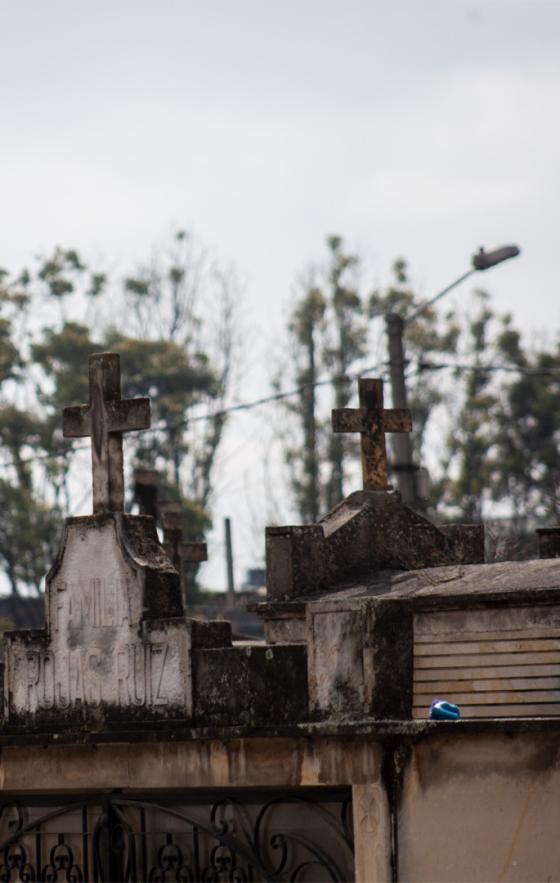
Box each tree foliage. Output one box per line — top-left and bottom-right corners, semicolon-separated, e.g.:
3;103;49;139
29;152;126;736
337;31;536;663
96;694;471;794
323;237;368;509
281;237;560;540
0;230;241;595
278;236;368;520
491;345;560;520
279;240;460;521
369;258;460;461
284;284;326;523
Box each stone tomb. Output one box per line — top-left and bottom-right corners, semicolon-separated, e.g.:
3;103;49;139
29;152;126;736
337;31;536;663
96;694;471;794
3;367;560;880
5;513;191;721
4;353;192;724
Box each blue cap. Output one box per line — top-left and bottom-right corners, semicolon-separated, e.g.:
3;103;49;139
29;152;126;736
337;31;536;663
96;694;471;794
429;699;461;721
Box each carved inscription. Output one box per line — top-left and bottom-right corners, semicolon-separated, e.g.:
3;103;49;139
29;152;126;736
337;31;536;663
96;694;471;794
5;515;192;719
53;572;132;631
20;642;170;710
18;569;175;711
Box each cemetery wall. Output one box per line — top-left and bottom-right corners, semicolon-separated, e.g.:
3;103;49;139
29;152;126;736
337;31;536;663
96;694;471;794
0;724;558;881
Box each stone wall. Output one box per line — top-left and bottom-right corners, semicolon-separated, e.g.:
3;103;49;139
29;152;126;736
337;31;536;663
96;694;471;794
0;724;559;881
398;730;560;882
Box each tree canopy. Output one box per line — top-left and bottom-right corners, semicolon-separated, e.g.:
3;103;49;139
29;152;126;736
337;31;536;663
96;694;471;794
1;229;557;596
278;236;560;543
0;230;241;596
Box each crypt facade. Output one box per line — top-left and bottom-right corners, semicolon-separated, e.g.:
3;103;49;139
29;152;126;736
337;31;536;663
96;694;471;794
0;353;559;881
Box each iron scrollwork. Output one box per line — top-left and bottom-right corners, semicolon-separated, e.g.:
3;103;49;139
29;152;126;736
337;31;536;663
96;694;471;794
0;790;354;882
43;835;83;882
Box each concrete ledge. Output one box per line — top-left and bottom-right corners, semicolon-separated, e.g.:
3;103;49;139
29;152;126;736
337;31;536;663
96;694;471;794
1;716;560;748
0;737;384;792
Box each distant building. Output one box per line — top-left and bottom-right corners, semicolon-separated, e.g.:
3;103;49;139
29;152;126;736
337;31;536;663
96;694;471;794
241;567;266;591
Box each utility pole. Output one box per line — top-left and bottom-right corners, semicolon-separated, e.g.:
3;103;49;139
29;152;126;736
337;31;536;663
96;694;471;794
224;517;235;608
385;244;520;511
385;312;417;507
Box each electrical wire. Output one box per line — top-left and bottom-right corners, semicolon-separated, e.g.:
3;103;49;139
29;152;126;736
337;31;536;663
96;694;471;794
1;358;558;471
0;362;385;470
415;361;560;377
183;363;386;423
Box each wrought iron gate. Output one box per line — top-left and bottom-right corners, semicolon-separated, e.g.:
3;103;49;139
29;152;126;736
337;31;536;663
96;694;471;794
0;789;354;882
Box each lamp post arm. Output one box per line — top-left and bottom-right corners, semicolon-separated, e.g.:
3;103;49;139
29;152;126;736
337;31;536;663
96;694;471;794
405;268;475;327
385;242;520;511
406;243;520;327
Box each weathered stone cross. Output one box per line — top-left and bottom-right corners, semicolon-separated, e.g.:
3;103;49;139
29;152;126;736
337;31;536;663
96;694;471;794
159;502;208;573
160;503;208;573
63;353;151;513
332;377;412;491
133;474;207;597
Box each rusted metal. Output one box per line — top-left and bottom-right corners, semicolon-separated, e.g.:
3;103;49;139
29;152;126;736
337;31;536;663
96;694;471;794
0;790;354;883
63;353;150;514
332;378;412;491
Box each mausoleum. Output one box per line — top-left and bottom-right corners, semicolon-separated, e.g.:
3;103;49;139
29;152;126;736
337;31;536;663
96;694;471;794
0;354;559;882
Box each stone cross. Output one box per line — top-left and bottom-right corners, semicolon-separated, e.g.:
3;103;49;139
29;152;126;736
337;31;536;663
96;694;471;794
332;377;412;491
63;353;151;513
160;503;208;573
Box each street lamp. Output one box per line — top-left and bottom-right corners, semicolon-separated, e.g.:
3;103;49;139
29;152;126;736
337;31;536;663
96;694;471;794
385;244;521;510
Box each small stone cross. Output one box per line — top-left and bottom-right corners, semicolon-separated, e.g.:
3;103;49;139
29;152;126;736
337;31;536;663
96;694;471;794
332;378;412;491
63;353;151;513
160;503;208;573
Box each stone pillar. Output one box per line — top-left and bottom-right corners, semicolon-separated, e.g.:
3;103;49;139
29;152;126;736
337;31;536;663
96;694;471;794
352;782;392;883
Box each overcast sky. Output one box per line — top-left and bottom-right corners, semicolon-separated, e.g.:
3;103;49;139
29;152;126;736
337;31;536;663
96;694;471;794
2;0;559;588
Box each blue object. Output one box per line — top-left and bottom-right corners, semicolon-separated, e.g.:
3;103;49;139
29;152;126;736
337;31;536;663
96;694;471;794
429;699;461;721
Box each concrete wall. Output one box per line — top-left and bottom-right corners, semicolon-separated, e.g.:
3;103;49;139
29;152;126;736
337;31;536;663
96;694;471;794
1;729;559;881
0;735;390;882
0;736;382;792
398;732;560;883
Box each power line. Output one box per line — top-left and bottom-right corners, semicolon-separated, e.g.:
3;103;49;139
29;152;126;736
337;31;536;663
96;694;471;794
0;443;89;470
0;363;385;470
1;358;557;472
172;363;385;425
416;361;560;377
